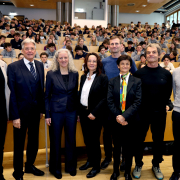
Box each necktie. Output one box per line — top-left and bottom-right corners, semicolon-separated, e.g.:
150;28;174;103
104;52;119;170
120;72;129;113
29;62;37;80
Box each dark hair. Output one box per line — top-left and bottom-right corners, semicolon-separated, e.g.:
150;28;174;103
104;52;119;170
103;39;110;45
66;45;72;51
138;63;146;70
18;53;24;59
127;41;133;45
4;43;12;48
14;33;20;37
40;52;48;57
171;50;177;57
116;55;132;67
71;32;76;36
140;54;146;59
163;55;170;60
99;45;106;51
47;43;55;48
75;45;83;51
84;52;102;76
0;35;6;39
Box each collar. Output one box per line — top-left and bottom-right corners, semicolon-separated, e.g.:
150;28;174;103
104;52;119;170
87;72;96;79
24;57;35;66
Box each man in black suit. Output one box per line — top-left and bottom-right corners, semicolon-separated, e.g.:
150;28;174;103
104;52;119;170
7;38;45;180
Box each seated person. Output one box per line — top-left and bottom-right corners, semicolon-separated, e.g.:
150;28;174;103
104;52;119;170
45;43;56;58
101;32;110;42
159;38;168;49
70;32;77;41
124;32;133;42
77;38;88;52
83;28;90;34
167;43;178;54
0;20;5;30
10;33;23;50
1;43;16;58
148;35;158;43
18;53;24;60
138;62;146;70
125;41;135;53
62;40;72;49
131;44;144;61
165;32;171;40
40;52;52;69
136;32;144;43
140;54;146;64
87;31;92;38
89;35;99;46
0;35;6;48
2;24;11;34
162;51;180;62
99;46;108;60
7;29;15;38
98;39;109;52
174;38;180;49
160;55;175;73
75;45;87;60
66;45;74;59
45;33;58;44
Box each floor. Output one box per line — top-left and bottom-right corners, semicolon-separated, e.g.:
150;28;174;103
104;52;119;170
3;148;173;180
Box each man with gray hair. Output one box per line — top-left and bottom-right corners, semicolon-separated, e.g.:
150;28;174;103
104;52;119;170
132;43;172;180
7;38;45;180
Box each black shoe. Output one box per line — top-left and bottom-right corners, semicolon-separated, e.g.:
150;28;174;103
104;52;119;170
69;170;76;176
124;173;132;180
110;172;120;180
79;162;93;170
101;158;112;169
50;170;62;179
86;168;100;178
120;161;125;172
25;164;44;176
169;172;180;180
0;174;5;180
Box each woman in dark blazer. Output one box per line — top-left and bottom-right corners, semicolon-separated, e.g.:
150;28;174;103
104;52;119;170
0;60;10;180
45;49;78;179
107;55;141;180
78;53;108;178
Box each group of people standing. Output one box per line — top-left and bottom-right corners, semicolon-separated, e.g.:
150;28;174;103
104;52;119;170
0;35;179;180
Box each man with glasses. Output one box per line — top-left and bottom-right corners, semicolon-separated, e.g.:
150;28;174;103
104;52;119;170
100;36;137;176
7;38;45;180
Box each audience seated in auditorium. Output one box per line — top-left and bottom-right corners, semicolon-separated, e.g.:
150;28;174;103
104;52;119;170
75;45;87;60
17;53;24;60
125;41;135;53
76;38;88;52
131;44;144;61
98;39;109;52
99;46;108;60
1;43;16;58
45;43;56;58
160;55;175;73
0;35;6;48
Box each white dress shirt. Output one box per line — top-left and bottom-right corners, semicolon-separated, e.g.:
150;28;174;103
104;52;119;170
120;72;130;86
23;58;36;73
80;73;96;106
40;60;52;69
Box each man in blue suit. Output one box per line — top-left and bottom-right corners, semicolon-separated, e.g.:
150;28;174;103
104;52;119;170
7;38;45;180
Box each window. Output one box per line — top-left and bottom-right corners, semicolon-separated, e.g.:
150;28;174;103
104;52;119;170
178;10;180;23
166;9;180;24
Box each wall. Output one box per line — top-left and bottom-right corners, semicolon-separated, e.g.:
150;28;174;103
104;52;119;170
119;12;165;25
0;5;56;20
72;0;108;28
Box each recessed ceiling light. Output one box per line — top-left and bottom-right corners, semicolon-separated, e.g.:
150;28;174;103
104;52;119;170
30;4;34;6
142;5;147;7
136;10;139;12
3;3;5;4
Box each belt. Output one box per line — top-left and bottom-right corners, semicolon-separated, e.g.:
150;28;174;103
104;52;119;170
81;104;88;110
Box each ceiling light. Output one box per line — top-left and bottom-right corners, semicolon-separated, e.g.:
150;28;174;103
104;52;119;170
3;3;5;4
136;10;139;12
30;4;34;6
142;5;147;7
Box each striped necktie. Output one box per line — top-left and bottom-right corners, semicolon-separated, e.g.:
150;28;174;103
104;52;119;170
29;62;37;80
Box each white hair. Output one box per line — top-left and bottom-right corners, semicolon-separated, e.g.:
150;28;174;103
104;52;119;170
49;49;77;72
21;38;36;49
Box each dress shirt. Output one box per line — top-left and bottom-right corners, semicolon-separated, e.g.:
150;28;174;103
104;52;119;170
120;72;130;86
23;58;36;73
40;60;52;69
80;73;96;106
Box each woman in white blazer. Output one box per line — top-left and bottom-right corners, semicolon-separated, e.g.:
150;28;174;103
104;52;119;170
0;60;10;180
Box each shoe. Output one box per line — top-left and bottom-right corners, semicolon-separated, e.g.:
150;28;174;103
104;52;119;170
100;158;112;170
132;165;142;179
120;161;125;172
69;170;76;176
79;161;93;170
0;174;5;180
110;172;120;180
50;170;62;179
25;164;44;176
152;166;164;180
86;168;100;178
169;172;180;180
124;173;132;180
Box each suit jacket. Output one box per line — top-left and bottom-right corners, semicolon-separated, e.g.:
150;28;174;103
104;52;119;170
79;73;108;118
45;70;79;118
0;60;10;118
7;59;45;120
107;74;141;123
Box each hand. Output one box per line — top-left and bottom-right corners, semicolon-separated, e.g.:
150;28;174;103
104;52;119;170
88;113;96;120
121;121;128;126
13;119;21;129
40;113;43;119
77;116;80;122
116;115;125;124
45;118;51;126
137;51;141;55
166;105;170;111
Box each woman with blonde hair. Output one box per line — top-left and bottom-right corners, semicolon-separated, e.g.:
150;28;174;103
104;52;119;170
89;35;99;46
45;49;78;179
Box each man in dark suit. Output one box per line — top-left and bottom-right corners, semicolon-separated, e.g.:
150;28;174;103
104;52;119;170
7;38;45;180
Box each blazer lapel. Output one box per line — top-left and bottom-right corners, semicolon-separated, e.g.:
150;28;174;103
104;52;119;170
79;74;86;94
55;70;67;90
89;74;99;96
19;60;32;94
115;75;120;96
127;75;134;94
34;60;43;89
68;71;73;90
